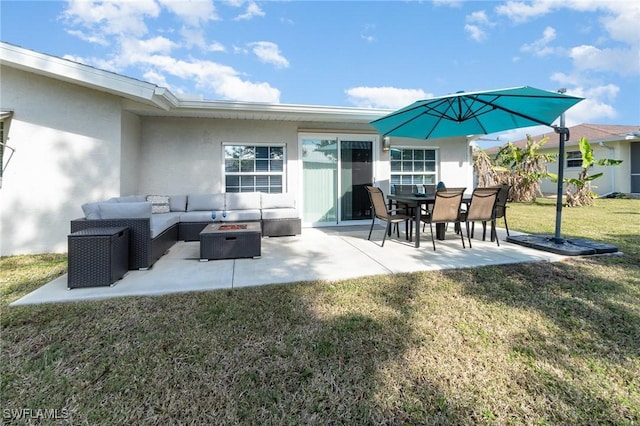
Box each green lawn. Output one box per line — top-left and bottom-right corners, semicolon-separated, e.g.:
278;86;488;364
2;197;639;425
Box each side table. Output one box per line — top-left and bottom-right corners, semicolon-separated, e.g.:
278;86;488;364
68;227;129;289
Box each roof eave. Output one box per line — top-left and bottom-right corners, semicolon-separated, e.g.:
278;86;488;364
1;42;165;109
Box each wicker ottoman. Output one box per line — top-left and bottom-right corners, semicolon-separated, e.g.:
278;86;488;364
68;227;129;289
200;222;261;260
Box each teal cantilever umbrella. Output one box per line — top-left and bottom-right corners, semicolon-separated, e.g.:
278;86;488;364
370;86;583;139
369;86;614;255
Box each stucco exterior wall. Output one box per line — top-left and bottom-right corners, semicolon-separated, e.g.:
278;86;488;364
120;111;141;195
0;66;123;255
388;136;473;191
138;117;304;196
539;142;628;195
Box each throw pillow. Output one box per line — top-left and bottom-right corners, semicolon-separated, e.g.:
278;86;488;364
146;195;171;214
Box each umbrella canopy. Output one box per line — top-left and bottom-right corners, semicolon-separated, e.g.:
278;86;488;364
370;86;583;140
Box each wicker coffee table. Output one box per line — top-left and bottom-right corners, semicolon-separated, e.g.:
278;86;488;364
200;222;261;261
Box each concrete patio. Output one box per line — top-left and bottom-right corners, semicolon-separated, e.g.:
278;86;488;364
10;225;567;306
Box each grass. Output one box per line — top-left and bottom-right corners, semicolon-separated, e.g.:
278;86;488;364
1;197;639;424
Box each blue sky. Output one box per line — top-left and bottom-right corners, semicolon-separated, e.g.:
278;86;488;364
1;0;639;146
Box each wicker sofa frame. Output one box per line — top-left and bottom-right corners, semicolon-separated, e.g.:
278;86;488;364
71;218;178;270
72;192;301;271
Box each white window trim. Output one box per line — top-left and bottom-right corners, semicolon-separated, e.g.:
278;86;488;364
390;146;439;188
221;142;287;193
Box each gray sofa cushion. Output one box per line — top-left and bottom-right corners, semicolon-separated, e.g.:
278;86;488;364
81;201;104;219
112;195;147;203
225;192;261;210
98;202;152;219
169;194;188;212
150;212;181;238
179;211;221;223
261;208;298;220
187;194;225;211
223;210;261;222
261;193;295;209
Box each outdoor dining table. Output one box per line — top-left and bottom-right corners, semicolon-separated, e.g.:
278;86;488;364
387;193;472;248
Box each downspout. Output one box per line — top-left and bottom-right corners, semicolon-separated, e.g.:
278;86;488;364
599;141;615;195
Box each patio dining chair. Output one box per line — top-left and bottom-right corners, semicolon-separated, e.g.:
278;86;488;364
392;184;416;217
419;187;466;250
473;184;511;241
461;187;501;248
421;186;468;233
365;186;412;247
493;184;511;237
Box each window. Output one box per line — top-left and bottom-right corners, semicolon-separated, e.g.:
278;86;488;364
390;148;437;191
224;144;285;193
566;151;582;168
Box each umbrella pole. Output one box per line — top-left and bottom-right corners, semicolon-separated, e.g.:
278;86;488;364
553;110;568;244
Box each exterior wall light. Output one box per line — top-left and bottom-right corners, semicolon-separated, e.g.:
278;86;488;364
382;136;391;151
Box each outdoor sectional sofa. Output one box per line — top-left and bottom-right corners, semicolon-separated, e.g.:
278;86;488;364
70;192;301;270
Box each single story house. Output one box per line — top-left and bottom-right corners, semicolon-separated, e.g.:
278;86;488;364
483;124;640;196
1;42;476;257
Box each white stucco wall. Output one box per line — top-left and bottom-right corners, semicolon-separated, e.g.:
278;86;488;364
388;136;473;192
540;142;628;195
137;117;303;196
0;60;475;256
120;111;141;196
0;66;124;255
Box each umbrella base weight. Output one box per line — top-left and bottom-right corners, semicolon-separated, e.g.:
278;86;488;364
507;234;618;256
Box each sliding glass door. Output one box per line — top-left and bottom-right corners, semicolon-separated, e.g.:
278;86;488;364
301;135;374;226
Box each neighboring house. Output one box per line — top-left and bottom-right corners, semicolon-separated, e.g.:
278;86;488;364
484;124;640;196
0;42;475;256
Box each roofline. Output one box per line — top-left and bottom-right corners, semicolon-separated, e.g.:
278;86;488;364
1;41;391;122
173;98;390;121
0;42;169;108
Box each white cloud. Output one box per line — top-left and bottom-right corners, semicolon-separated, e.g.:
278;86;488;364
345;87;432;109
570;45;640;76
61;0;282;102
601;2;640;46
140;55;281;102
234;1;265;21
465;24;486;42
209;41;226;52
496;0;638;125
158;0;219;26
361;23;376;43
248;41;289;69
549;74;619;122
432;0;464;8
64;29;109;46
467;10;491;25
495;0;554;23
63;0;160;38
180;27;207;49
520;26;558;56
465;10;494;42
